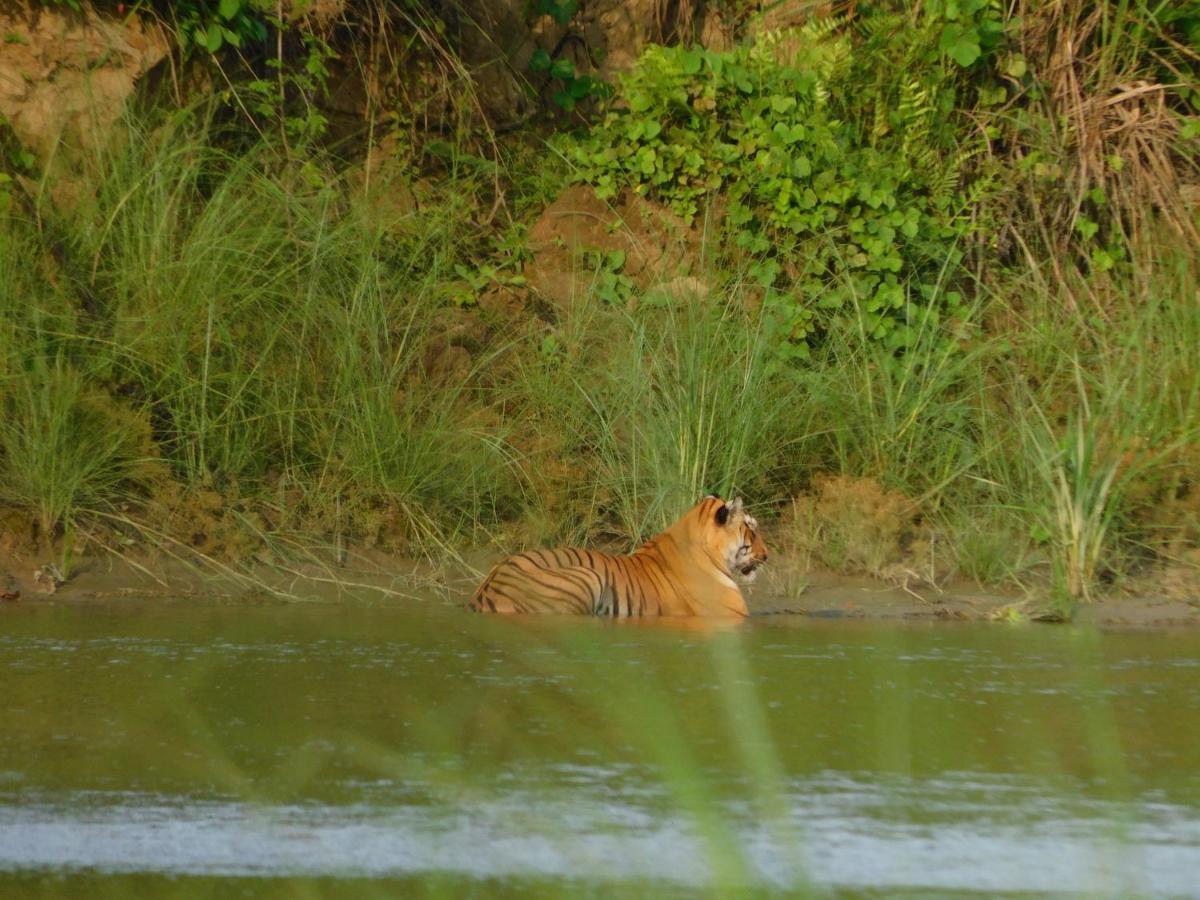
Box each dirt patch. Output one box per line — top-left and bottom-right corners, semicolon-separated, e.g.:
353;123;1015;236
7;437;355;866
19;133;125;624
0;1;170;205
779;475;947;594
751;568;1009;622
0;506;37;559
524;185;706;313
749;561;1200;627
1157;549;1200;600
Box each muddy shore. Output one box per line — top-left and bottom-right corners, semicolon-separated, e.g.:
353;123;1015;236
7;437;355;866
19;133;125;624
3;548;1197;629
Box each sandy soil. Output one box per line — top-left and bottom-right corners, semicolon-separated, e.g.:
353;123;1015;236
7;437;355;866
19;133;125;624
2;546;1197;628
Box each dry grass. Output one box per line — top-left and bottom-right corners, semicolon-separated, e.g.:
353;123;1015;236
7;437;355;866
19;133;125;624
780;476;932;580
1001;0;1200;288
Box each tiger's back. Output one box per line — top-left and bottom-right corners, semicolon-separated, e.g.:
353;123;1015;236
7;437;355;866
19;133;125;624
468;496;767;618
470;546;684;617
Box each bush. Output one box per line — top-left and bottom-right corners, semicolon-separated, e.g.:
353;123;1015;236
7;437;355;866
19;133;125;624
564;19;993;359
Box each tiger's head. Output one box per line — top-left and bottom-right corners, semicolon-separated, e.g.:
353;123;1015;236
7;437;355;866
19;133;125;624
701;495;769;583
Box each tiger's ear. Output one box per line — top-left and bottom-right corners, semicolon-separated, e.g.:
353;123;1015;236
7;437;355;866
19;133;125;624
728;497;744;515
715;504;730;525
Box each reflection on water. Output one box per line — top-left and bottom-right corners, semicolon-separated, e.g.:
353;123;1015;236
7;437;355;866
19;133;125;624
2;601;1199;896
2;773;1200;895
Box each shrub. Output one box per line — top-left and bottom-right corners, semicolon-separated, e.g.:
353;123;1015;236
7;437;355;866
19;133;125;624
564;17;995;359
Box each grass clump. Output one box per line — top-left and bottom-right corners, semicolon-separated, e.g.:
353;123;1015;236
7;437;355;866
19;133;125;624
505;293;807;547
0;212;152;540
0;356;153;540
783;475;920;580
1;109;523;557
579;303;806;541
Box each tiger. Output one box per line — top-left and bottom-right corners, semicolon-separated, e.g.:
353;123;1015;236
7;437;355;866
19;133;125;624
469;496;768;618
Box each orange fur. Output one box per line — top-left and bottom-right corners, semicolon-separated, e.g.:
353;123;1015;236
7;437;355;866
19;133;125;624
469;496;768;618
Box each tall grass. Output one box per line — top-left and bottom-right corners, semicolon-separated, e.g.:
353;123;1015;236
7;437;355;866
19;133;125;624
799;289;989;504
0;208;146;537
987;247;1200;600
0;31;1195;601
762;236;1199;599
0;355;147;538
1;110;520;553
507;291;809;546
586;303;808;539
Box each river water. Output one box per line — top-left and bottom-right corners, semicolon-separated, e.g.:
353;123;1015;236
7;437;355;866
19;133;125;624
2;600;1199;897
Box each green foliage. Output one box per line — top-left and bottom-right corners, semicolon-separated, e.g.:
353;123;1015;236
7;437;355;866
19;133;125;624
36;1;268;54
241;23;334;144
586;250;634;306
0;357;148;538
449;258;526;307
526;0;608;112
1;111;521;549
1128;0;1200;112
529;48;608;113
175;0;268;54
928;0;1007;68
531;0;578;25
565;20;993;356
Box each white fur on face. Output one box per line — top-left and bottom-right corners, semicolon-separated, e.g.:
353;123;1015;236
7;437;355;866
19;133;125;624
728;513;763;582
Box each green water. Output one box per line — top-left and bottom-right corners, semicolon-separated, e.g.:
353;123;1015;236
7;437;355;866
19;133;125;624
2;600;1199;897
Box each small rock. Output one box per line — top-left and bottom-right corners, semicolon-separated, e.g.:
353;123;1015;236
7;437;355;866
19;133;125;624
33;563;64;595
879;562;939;600
1;573;19;602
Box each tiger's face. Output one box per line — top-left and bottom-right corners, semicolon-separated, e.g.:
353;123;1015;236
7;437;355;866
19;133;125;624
706;496;769;583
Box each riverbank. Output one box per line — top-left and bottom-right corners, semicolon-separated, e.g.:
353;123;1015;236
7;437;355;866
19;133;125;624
3;545;1197;628
1;2;1196;608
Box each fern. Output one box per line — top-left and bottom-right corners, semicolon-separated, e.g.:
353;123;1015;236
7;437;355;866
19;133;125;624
899;79;936;168
856;10;906;40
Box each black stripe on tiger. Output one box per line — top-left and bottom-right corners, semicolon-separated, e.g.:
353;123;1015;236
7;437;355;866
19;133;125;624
468;496;765;618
